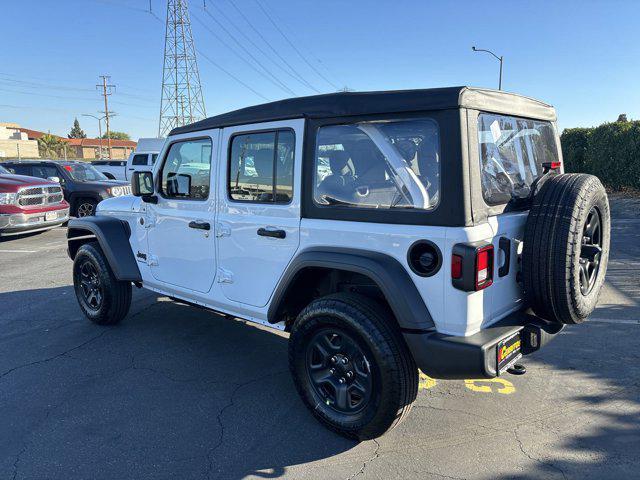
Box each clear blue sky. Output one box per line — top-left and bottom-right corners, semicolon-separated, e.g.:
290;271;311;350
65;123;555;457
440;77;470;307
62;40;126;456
1;0;638;140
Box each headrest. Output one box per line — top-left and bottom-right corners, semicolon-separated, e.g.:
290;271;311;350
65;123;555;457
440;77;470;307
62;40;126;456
327;150;351;175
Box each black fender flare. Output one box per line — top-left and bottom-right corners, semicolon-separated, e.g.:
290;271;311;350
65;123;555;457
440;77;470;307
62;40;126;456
67;216;141;282
268;248;435;331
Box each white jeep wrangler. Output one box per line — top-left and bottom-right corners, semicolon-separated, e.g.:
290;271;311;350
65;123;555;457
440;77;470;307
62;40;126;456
67;87;610;440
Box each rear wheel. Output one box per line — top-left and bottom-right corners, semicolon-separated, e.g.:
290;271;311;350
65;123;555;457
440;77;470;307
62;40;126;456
522;173;610;324
73;242;131;325
289;293;418;440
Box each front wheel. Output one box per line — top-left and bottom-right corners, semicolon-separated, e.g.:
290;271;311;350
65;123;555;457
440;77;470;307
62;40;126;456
289;293;418;440
75;199;98;217
73;242;132;325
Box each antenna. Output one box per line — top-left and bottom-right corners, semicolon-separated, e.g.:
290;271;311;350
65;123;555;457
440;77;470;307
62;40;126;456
159;0;207;137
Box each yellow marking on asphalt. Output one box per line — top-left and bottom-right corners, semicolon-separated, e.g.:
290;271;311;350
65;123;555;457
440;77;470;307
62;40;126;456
418;371;437;390
464;378;516;395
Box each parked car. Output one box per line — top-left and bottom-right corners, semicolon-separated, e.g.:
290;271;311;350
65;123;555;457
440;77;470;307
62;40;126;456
125;138;164;180
66;87;610;439
3;160;131;217
0;163;69;236
92;160;127;181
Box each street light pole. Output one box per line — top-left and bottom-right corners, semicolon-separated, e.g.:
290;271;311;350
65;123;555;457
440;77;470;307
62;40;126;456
82;113;116;159
472;46;503;90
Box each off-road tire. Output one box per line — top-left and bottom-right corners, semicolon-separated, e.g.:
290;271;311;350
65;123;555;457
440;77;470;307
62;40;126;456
74;198;98;217
522;173;610;324
73;242;132;325
289;293;418;440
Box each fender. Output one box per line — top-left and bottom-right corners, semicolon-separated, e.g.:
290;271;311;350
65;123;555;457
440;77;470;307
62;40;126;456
268;247;435;331
67;216;141;282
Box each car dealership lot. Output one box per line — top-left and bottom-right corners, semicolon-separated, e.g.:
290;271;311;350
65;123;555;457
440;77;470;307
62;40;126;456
1;196;639;480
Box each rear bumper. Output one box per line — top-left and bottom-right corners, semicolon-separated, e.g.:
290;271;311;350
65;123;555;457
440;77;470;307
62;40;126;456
403;309;564;379
0;208;70;236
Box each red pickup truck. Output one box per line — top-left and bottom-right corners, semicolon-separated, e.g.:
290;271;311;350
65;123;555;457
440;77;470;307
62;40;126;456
0;164;70;237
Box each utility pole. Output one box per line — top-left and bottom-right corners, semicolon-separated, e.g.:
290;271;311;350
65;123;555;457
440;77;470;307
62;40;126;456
96;75;116;158
472;46;504;90
159;0;206;137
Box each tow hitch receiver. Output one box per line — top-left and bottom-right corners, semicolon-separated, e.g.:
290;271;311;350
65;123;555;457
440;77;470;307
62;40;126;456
521;321;564;355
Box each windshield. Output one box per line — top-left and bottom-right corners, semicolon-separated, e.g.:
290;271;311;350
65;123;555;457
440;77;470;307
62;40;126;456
478;113;559;205
313;117;440;210
0;165;8;174
64;163;109;182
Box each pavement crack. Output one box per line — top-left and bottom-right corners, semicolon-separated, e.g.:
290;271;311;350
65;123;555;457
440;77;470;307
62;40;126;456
0;329;110;381
11;443;28;480
204;370;288;480
346;439;380;480
513;427;567;480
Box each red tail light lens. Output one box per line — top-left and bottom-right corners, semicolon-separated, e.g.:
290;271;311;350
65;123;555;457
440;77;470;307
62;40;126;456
475;245;494;290
451;254;463;279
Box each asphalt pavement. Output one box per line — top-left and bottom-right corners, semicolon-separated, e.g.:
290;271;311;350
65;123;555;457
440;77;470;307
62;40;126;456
1;195;639;480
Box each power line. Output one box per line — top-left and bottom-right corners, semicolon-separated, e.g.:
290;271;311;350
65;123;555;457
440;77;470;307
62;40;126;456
192;13;289;97
253;0;340;91
210;0;321;94
198;7;297;96
197;49;269;101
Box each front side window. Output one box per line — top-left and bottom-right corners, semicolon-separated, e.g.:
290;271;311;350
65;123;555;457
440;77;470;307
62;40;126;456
228;130;295;203
313;118;440;210
478;113;559;205
160;138;212;200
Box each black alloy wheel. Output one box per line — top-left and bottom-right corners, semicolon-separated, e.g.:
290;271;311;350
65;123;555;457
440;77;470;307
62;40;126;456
76;201;96;217
306;328;373;415
579;206;603;296
78;259;103;311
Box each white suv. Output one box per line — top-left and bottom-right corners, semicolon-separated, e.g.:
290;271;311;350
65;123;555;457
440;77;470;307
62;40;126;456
67;87;610;439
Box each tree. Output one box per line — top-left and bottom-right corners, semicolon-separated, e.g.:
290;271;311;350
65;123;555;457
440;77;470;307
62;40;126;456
37;133;66;159
101;131;130;140
68;118;87;139
616;114;629;123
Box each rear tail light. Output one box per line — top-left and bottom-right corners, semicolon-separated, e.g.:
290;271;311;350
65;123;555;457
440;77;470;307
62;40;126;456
451;254;463;279
475;245;494;290
451;242;494;291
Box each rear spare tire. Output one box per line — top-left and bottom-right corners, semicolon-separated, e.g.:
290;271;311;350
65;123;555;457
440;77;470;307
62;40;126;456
522;173;610;324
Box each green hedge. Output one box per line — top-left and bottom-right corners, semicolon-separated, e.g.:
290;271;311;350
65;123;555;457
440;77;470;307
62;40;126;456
561;120;640;191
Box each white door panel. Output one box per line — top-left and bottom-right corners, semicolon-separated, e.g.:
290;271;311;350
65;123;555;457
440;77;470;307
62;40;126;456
146;132;219;293
217;119;303;308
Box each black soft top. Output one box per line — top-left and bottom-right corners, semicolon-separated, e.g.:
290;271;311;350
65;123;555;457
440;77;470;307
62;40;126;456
170;86;556;136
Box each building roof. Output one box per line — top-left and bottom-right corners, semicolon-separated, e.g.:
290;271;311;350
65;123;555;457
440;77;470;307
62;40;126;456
65;138;136;148
170;86;557;136
17;128;135;147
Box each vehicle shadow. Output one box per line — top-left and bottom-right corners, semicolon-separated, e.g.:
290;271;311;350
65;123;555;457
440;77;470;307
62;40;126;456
0;287;358;479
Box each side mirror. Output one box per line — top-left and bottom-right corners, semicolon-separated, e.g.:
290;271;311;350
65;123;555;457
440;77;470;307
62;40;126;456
132;171;154;197
47;176;61;183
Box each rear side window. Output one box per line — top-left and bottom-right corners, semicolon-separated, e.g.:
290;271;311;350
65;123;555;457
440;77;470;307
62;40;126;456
6;164;31;176
32;165;59;179
228;130;295;203
160;138;212;200
313;118;440;210
478;113;559;205
151;154;158;164
132;154;148;166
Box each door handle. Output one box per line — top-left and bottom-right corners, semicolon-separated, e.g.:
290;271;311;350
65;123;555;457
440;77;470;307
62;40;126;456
257;227;286;239
189;221;211;231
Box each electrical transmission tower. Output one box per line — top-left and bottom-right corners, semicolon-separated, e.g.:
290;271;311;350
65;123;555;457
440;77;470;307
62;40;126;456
159;0;207;137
